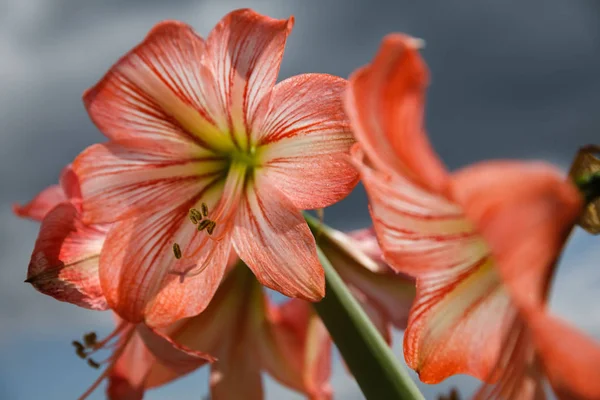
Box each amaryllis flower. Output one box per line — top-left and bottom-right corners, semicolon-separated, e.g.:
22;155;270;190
346;34;600;398
72;8;357;327
15;166;109;309
14;170;212;399
315;224;415;343
17;173;412;399
108;265;331;400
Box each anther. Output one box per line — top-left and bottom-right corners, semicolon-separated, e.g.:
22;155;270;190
206;221;216;236
201;202;209;217
197;219;211;232
87;358;101;369
72;341;87;359
189;208;202;224
173;243;182;259
83;332;97;348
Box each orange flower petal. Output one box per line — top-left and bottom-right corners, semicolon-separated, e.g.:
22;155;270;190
233;176;324;301
257;73;358;209
474;313;546;400
449;161;583;310
99;202;232;326
346;34;448;192
73;142;226;224
26;203;108;310
404;258;513;383
205;8;294;149
524;308;600;400
13;184;66;221
84;20;230;153
260;299;332;400
353;147;483;277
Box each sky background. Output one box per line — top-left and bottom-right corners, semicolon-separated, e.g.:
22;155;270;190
1;0;600;398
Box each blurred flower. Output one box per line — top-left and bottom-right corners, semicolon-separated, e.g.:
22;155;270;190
315;224;415;343
346;33;600;398
73;8;357;326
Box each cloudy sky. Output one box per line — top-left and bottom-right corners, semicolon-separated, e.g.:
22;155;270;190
1;0;600;398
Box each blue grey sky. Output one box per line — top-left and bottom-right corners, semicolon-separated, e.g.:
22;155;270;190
1;0;600;398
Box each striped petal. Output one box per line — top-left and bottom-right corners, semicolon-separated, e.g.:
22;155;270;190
84;21;231;154
404;257;514;383
353;147;483;277
165;266;266;400
346;34;448;192
449;161;583;310
260;299;332;400
99;196;232;326
474;313;546;400
232;175;324;301
73;142;227;224
205;8;294;150
26;203;108;310
257;74;358;209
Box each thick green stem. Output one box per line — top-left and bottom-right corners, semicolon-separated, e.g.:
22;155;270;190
307;216;423;399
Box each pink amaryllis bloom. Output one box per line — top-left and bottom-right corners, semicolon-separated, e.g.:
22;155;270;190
316;224;415;343
17;173;413;399
346;34;600;398
109;227;416;400
73;8;357;326
109;265;332;400
14;169;213;399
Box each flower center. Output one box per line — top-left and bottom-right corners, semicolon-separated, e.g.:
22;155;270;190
228;145;261;170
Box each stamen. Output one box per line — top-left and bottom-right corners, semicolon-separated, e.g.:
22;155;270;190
189;208;202;224
87;358;101;369
173;243;182;259
206;221;216;236
201;202;209;217
197;219;211;232
83;332;97;348
72;341;87;359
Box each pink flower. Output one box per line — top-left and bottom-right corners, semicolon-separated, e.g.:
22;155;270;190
73;8;358;326
108;266;331;400
17;171;413;400
346;34;600;398
316;224;415;343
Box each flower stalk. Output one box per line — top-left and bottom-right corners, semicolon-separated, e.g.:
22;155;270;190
306;214;424;400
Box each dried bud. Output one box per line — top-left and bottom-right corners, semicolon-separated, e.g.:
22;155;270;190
569;145;600;234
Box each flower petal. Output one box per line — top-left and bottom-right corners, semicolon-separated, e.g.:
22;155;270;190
317;226;415;333
524;308;600;400
134;323;212;389
99;198;231;326
404;258;513;383
474;314;546;400
206;8;294;149
353;148;483;277
449;161;583;310
13;185;66;221
260;299;332;399
26;203;108;310
233;176;325;301
107;329;153;400
84;21;231;153
346;34;448;192
257;74;358;209
74;142;227;224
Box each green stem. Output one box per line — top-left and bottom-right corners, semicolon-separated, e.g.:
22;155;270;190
307;216;423;399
